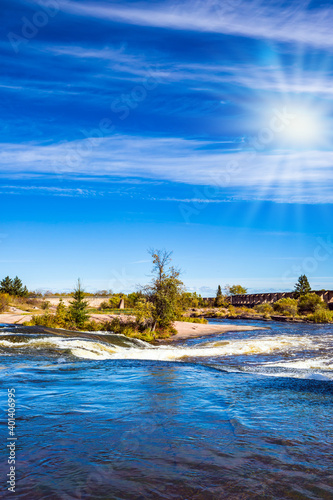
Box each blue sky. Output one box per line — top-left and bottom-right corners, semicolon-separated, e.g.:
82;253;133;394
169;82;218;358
1;0;333;294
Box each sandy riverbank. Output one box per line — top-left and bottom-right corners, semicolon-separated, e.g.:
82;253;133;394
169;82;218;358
165;321;266;342
0;308;33;325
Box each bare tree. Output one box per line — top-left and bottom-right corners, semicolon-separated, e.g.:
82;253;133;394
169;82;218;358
148;248;173;281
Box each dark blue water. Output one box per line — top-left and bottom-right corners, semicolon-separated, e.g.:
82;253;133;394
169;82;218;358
0;321;333;499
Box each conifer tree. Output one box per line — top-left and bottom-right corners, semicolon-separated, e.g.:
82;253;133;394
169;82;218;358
12;276;28;297
294;275;311;297
0;276;13;295
69;279;89;329
0;276;28;296
215;285;223;306
55;299;68;327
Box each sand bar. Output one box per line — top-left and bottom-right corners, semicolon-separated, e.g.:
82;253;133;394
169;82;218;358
165;321;266;342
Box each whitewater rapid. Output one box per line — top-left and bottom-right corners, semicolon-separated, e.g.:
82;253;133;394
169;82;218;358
1;322;333;380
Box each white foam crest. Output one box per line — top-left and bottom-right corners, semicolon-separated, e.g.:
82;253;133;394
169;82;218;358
212;365;333;381
0;334;322;361
263;357;333;371
65;335;318;361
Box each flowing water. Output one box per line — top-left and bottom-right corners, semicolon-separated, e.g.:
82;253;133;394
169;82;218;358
0;319;332;500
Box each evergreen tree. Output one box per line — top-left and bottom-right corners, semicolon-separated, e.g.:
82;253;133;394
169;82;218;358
69;279;89;329
0;276;13;295
0;276;28;296
294;275;311;298
55;299;69;328
12;276;28;297
215;285;223;306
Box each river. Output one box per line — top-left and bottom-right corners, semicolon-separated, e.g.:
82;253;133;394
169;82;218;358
0;319;332;499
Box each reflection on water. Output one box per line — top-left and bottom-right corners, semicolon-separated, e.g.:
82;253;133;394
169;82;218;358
0;321;332;499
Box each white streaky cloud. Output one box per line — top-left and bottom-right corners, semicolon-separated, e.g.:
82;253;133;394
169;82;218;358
37;44;333;96
52;0;333;49
0;135;333;203
44;45;168;80
3;37;333;97
0;185;98;197
155;198;231;203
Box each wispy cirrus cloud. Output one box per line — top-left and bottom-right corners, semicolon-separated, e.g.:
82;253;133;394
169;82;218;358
36;44;333;96
55;0;333;49
1;135;333;203
0;185;98;197
3;1;333;206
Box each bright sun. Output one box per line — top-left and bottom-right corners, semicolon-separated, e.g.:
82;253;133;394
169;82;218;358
279;104;323;147
270;102;327;149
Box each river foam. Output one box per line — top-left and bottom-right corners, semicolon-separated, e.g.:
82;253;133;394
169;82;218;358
0;333;321;361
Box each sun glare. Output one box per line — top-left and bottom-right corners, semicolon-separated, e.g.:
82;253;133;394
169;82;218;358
282;106;322;145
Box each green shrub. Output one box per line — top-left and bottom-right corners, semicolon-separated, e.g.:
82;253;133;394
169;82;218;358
181;291;200;309
178;316;208;324
108;295;125;308
308;309;333;323
227;305;236;316
99;300;110;310
134;298;154;326
0;293;10;313
83;320;104;331
273;298;298;317
298;293;326;314
213;311;228;318
27;313;61;329
255;303;274;315
126;292;142;308
214;297;230;308
238;306;255;314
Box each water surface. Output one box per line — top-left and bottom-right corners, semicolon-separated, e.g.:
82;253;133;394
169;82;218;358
0;320;332;499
